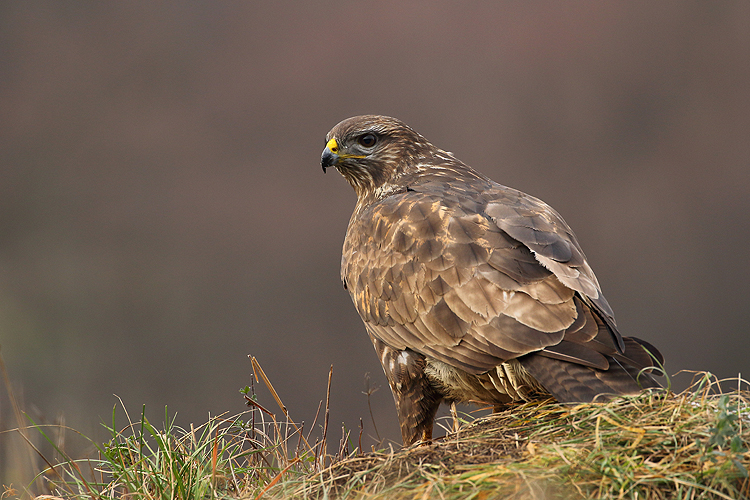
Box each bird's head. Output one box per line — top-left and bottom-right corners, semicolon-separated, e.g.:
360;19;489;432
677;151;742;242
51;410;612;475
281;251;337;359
321;115;432;199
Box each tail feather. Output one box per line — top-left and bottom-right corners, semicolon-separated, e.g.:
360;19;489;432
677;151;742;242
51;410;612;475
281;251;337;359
519;349;661;403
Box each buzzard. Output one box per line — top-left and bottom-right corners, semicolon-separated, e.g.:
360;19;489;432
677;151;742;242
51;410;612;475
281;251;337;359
322;115;664;446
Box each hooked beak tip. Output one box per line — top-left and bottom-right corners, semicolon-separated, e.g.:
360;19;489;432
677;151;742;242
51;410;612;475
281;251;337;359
321;147;337;173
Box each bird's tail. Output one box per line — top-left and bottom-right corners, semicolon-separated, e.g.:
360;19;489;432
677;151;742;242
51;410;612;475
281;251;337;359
518;337;664;403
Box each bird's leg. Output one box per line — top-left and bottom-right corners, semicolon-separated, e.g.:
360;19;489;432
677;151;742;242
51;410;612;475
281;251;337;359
450;401;460;433
394;378;441;446
420;425;433;443
369;334;442;446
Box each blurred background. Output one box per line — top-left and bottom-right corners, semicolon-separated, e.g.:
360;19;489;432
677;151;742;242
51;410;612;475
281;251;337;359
1;1;749;486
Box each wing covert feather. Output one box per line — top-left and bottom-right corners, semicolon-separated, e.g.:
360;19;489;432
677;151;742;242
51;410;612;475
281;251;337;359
342;175;645;374
343;188;594;374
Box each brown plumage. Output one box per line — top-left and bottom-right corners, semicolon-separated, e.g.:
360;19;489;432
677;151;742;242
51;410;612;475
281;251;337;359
322;115;664;446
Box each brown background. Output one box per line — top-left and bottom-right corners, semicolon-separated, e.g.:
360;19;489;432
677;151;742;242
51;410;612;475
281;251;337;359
1;1;749;482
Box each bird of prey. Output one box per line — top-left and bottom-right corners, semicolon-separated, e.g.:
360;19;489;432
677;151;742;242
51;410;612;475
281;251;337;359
322;115;664;446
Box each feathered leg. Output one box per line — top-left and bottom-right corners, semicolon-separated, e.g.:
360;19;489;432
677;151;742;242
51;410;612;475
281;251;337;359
369;334;443;445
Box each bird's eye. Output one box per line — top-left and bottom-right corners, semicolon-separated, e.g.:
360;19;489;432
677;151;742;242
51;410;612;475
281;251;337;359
358;133;377;148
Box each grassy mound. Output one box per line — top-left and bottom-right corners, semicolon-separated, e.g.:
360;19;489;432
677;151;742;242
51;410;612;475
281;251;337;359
264;371;750;499
281;375;750;499
6;370;750;499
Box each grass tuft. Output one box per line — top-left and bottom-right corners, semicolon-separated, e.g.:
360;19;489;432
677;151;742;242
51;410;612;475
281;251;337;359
6;357;336;499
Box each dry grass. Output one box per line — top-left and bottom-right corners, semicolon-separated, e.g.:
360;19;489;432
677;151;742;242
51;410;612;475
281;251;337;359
266;372;750;499
3;356;750;500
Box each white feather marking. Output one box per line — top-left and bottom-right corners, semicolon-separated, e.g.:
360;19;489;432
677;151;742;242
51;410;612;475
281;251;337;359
397;351;410;366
